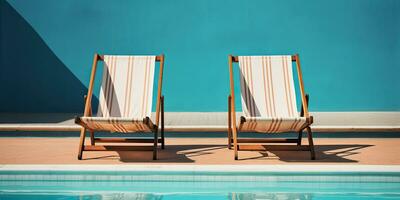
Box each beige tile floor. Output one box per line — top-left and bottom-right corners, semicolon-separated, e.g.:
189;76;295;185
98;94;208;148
0;137;399;165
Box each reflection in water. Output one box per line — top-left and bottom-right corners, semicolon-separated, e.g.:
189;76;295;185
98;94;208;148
99;193;161;200
231;193;312;200
99;193;312;200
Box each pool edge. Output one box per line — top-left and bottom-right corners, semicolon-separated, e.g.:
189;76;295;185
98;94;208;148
1;164;400;173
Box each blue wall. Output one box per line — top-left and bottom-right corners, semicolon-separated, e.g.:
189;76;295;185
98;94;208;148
397;0;400;81
1;0;399;113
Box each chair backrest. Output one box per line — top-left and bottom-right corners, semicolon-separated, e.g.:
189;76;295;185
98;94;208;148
238;56;299;118
97;55;156;118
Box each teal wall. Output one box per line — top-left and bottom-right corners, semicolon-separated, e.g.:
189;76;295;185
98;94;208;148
397;1;400;79
0;0;399;113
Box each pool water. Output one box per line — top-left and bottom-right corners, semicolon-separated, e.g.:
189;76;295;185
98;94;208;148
1;171;399;200
1;193;400;200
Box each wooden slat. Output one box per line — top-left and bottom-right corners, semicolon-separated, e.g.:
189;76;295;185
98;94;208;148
155;55;163;61
98;54;163;62
161;96;165;149
228;55;239;160
231;55;297;62
238;144;311;151
83;54;99;117
78;54;100;159
237;138;299;143
294;54;309;118
227;95;232;148
155;54;164;127
83;145;153;151
94;138;162;143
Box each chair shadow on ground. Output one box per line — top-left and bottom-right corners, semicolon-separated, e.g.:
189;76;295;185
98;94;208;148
82;143;372;163
83;145;227;163
239;144;373;162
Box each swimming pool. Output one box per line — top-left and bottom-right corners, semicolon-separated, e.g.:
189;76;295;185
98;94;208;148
1;165;399;200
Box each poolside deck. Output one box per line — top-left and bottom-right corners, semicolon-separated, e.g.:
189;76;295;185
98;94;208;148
1;137;399;165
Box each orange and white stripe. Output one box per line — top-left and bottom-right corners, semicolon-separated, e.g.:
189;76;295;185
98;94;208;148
78;117;153;133
80;55;156;133
238;56;307;133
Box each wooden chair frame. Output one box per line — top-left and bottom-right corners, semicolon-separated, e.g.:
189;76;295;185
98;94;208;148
227;54;315;160
77;54;165;160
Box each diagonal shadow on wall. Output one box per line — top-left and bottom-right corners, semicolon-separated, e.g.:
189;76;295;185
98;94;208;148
0;1;98;121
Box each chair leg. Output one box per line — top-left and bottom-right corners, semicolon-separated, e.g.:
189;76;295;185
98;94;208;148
90;131;95;146
77;128;86;160
161;96;165;149
306;127;316;160
297;130;303;145
227;95;232;149
233;128;239;160
153;129;159;160
161;129;165;150
228;129;232;149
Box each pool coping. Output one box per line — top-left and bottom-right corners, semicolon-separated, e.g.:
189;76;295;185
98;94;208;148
1;164;400;173
1;112;399;132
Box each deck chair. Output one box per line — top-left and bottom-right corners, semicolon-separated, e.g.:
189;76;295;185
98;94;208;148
75;54;165;160
227;54;315;160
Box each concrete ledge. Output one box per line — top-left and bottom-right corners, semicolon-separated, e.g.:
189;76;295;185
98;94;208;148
0;112;399;132
1;164;400;173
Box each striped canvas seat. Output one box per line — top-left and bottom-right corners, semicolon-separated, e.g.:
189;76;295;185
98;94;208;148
238;56;307;133
78;117;154;133
78;55;156;133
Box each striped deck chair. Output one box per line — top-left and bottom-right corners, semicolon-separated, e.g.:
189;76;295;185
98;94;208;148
227;54;315;160
75;54;165;160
